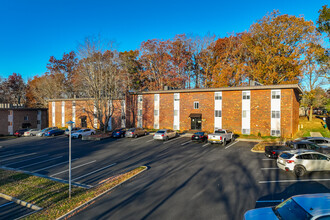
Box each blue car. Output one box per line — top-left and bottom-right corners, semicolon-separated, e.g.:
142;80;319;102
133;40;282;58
112;128;126;138
45;129;65;137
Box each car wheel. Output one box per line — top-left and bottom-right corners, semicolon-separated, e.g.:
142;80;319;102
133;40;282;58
134;134;138;138
294;165;306;177
30;134;33;136
41;134;44;137
166;136;169;141
79;135;82;139
222;139;226;146
144;132;147;136
91;132;94;135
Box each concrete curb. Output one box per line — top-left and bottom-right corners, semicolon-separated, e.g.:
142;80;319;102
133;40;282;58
56;166;148;220
0;192;42;211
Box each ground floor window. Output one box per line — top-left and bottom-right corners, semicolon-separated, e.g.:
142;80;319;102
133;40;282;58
271;130;280;136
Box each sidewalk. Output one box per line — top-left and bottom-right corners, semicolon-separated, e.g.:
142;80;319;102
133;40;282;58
310;132;323;137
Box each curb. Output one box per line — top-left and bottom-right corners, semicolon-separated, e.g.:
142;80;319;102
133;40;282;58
56;166;148;220
0;192;42;211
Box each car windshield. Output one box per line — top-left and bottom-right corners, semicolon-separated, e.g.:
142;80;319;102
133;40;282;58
195;132;204;135
279;152;294;159
157;131;165;134
273;198;312;220
128;128;135;131
41;128;48;132
76;130;83;133
215;130;226;134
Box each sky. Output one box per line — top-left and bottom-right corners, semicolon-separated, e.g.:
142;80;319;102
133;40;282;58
0;0;328;82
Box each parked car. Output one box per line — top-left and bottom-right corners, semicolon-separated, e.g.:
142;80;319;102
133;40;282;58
265;140;330;159
23;129;40;136
64;127;81;136
207;129;233;145
44;129;65;137
244;193;330;220
36;127;58;137
293;137;330;147
112;128;126;138
277;149;330;177
14;129;29;137
191;132;208;142
71;128;95;139
153;129;177;141
125;128;147;138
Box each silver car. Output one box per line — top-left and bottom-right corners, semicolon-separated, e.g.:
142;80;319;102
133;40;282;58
64;127;81;136
36;127;58;137
277;150;330;177
294;137;330;147
23;129;40;136
244;193;330;220
153;129;177;141
125;128;147;138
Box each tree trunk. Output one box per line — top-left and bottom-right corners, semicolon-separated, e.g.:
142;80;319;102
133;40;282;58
309;106;313;121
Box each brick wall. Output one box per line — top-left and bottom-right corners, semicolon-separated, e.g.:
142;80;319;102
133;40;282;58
251;90;271;136
0;110;9;135
292;89;300;136
159;93;174;129
142;94;154;129
180;92;214;132
222;91;242;133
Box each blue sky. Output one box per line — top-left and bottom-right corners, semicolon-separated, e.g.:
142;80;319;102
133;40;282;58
0;0;328;81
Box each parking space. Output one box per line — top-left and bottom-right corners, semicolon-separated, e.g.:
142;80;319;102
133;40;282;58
0;134;329;220
0;197;36;220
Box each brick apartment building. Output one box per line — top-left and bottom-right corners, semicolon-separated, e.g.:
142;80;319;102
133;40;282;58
48;84;302;138
0;104;48;135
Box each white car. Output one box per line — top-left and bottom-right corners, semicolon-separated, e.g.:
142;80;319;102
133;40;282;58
277;149;330;177
23;129;40;136
244;193;330;220
71;129;95;139
153;129;177;141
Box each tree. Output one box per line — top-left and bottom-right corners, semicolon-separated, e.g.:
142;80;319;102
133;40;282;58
317;5;330;39
0;73;26;104
77;36;122;132
119;50;142;91
243;11;318;85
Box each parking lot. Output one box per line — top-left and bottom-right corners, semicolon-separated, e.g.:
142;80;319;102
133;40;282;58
0;134;329;220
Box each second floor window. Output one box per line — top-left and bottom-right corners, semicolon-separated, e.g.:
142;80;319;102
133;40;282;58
194;101;199;109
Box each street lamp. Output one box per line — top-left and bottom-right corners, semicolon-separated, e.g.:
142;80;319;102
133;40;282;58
66;120;75;199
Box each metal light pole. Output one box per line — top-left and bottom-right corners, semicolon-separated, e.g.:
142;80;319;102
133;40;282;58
66;120;75;199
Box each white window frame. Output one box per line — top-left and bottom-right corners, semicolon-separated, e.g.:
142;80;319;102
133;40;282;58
215;110;222;118
194;101;199;109
271;90;281;99
242;91;250;100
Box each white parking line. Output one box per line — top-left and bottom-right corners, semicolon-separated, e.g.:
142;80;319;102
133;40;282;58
50;160;97;177
0;152;23;158
32;158;79;172
18;156;63;169
146;139;154;143
261;168;279;170
202;143;210;147
262;159;274;161
163;136;185;144
131;135;150;142
181;140;192;146
72;163;116;181
0;201;14;208
0;153;37;162
5;154;49;166
259;179;330;184
225;141;239;149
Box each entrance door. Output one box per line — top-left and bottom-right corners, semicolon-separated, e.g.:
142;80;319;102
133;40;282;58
81;116;87;128
191;117;202;130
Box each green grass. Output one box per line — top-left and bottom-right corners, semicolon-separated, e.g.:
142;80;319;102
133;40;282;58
295;116;330;138
0;166;146;219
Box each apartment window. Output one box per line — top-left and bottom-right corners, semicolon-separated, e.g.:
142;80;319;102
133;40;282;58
138;96;143;102
121;115;126;120
154;110;159;116
24;116;28;121
9;110;13;115
271;111;280;119
82;107;86;113
272;90;281;99
37;110;41;116
154;94;159;102
37;120;41;124
215;110;222;117
138;109;142;116
8;122;12;126
62;102;65;107
242;91;250;100
242;110;248;118
215;93;222;100
194;101;199;109
174;93;180;101
72;102;76;107
174;110;179;116
271;130;281;136
242;129;250;134
154;123;159;129
173;124;179;130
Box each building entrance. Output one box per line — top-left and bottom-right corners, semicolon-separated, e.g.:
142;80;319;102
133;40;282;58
190;114;202;130
80;116;87;128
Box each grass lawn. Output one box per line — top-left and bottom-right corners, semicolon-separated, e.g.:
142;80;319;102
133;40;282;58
295;116;330;138
0;166;146;219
